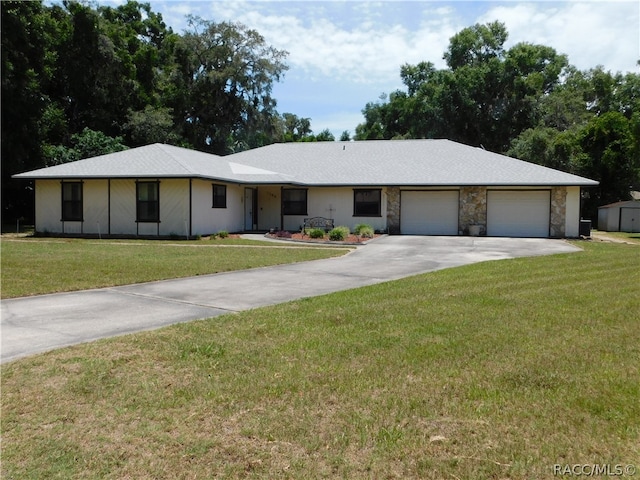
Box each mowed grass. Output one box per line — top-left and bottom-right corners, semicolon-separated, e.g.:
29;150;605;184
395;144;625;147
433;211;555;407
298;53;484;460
2;241;639;479
0;237;349;298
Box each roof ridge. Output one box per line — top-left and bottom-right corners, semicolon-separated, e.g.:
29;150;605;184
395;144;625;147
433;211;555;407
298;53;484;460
155;143;199;175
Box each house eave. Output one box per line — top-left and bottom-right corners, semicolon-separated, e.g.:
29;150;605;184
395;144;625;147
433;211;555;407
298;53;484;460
13;174;599;188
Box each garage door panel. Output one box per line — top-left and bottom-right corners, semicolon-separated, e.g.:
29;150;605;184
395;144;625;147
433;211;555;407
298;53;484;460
620;208;640;232
401;191;459;235
487;190;550;238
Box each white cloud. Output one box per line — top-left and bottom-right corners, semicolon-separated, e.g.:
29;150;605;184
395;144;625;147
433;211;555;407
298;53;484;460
478;1;639;73
179;2;459;84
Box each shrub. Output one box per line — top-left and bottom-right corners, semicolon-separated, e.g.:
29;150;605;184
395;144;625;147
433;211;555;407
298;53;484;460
329;226;350;241
353;223;374;238
309;228;325;239
217;230;229;238
353;223;370;234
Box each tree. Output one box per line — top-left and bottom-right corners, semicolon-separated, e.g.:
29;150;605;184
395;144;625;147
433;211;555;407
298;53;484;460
168;16;288;154
507;126;579;172
577;112;638;209
43;128;128;166
355;22;568;151
443;21;507;70
55;2;133;136
97;1;172;108
279;113;312;142
1;0;54;221
355;99;388;140
124;106;180;146
314;129;335;142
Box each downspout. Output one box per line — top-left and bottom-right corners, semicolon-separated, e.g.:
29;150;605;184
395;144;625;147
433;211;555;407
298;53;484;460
60;180;65;234
135;180;139;237
189;179;193;238
81;179;84;235
280;186;284;231
156;179;160;237
108;179;111;235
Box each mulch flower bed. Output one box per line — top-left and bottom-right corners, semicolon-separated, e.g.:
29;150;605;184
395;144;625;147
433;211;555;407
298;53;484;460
267;232;381;244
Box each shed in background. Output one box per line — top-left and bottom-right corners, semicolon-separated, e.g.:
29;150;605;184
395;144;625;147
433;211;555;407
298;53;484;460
597;200;640;232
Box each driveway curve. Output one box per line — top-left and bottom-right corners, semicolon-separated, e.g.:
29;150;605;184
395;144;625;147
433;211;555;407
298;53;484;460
1;236;580;363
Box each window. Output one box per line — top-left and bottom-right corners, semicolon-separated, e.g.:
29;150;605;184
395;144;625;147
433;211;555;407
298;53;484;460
212;184;227;208
61;182;83;221
136;181;159;222
354;189;381;216
282;189;307;215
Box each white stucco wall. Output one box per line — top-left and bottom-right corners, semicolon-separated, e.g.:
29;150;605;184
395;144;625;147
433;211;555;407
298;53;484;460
191;179;244;235
82;180;109;234
565;186;581;237
157;179;190;236
256;186;281;231
35;180;61;233
109;180;137;234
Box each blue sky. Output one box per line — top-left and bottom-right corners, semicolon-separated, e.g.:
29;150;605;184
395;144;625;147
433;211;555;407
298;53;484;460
107;1;639;138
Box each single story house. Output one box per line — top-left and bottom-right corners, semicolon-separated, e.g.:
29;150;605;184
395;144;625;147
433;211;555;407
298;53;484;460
13;139;598;238
597;200;640;232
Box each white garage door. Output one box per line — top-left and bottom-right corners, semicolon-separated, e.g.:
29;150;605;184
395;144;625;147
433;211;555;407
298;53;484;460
487;190;550;237
401;191;459;235
620;207;640;232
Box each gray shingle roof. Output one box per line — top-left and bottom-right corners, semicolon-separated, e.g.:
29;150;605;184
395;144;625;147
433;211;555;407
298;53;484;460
14;144;293;183
14;139;598;186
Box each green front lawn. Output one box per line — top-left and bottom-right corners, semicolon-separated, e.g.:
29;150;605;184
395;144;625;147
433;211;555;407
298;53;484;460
2;241;638;479
0;237;350;298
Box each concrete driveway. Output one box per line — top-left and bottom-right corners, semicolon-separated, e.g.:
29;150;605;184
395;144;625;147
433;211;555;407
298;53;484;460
1;235;580;363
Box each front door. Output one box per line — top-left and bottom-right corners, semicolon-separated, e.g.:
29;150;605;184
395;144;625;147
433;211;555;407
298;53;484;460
244;187;258;230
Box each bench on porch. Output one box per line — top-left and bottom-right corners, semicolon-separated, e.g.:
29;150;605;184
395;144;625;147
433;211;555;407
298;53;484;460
303;216;335;233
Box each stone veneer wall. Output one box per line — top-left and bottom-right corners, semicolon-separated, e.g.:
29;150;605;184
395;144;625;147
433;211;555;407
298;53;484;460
549;186;567;238
386;186;401;234
459;186;487;235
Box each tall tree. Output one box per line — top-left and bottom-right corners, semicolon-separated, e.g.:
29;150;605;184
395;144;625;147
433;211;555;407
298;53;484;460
356;22;567;151
1;0;54;221
168;16;288;154
97;1;172;108
57;2;134;136
577;112;638;212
